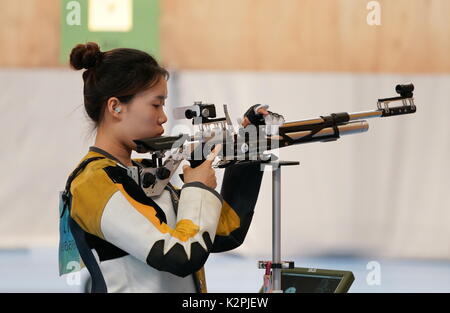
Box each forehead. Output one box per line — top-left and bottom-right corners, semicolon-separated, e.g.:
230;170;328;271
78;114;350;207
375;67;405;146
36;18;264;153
138;78;168;100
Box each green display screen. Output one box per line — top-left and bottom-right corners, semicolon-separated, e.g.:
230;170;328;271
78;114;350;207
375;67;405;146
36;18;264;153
282;273;342;293
60;0;160;64
280;267;355;293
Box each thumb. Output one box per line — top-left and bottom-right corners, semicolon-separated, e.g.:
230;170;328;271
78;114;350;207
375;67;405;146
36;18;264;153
255;104;270;116
256;108;270;116
182;164;191;172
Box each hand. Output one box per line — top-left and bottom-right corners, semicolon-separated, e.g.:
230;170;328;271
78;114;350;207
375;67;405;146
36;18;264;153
182;144;222;189
241;105;270;128
241;104;285;134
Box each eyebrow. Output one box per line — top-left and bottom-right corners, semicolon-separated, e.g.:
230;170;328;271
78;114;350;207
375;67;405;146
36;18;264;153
155;95;168;100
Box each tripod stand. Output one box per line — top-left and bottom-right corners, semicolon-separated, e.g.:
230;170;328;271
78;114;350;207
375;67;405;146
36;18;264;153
258;160;299;293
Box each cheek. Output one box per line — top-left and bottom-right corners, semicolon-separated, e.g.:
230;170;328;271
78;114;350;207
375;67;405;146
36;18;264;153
127;107;158;129
129;106;149;120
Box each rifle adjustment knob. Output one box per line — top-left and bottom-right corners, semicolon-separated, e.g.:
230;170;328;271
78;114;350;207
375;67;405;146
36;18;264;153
142;173;156;188
156;167;171;180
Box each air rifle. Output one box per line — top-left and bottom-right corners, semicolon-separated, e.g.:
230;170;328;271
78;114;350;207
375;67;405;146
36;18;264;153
130;83;416;196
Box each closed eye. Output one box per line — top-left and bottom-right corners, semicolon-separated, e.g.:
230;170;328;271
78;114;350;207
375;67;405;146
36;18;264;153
152;101;165;107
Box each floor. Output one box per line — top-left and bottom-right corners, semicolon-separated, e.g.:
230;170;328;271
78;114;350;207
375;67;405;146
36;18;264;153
0;248;449;293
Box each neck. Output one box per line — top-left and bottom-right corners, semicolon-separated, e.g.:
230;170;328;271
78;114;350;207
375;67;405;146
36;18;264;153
94;127;133;167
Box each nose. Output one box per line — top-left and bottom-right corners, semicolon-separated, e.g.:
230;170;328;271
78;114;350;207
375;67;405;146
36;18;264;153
158;110;168;125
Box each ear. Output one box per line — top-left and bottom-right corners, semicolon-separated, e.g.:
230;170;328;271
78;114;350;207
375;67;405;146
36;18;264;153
106;97;123;119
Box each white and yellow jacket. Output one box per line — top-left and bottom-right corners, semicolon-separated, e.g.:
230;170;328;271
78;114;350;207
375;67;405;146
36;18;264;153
68;146;264;293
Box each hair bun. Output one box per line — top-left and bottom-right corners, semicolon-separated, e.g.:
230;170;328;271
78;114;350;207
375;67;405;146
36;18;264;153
70;42;102;70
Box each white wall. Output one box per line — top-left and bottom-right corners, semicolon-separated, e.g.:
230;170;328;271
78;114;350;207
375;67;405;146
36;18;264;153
1;69;448;260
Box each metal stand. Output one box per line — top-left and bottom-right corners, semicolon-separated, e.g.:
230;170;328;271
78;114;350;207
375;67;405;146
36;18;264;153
259;160;299;293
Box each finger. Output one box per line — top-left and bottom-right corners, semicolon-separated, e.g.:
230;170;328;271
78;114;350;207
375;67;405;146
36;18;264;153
210;144;222;159
204;144;222;165
255;104;269;116
241;117;251;128
256;108;270;116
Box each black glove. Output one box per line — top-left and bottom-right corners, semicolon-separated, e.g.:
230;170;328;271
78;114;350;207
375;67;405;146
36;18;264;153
243;104;285;128
243;104;269;126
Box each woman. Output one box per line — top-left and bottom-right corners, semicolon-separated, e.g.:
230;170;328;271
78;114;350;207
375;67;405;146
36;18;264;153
65;42;265;293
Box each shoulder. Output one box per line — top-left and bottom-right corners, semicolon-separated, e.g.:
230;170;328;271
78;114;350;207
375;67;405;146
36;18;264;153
70;152;121;194
69;153;125;238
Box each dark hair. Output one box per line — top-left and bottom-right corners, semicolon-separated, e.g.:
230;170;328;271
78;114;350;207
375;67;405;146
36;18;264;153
70;42;169;127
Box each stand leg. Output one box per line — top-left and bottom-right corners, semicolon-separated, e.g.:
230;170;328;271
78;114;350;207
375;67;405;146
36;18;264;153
272;166;282;292
259;160;299;293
